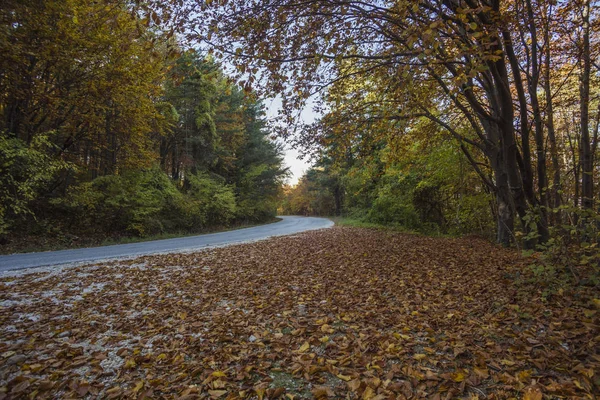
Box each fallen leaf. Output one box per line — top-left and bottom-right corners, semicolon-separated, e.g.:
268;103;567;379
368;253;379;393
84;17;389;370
297;341;310;353
312;385;334;398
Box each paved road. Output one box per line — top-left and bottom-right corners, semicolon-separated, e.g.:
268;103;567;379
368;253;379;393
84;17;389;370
0;216;333;272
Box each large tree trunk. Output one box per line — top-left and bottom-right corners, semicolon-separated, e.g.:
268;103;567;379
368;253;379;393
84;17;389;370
171;143;180;182
495;51;535;248
490;146;515;246
333;181;343;216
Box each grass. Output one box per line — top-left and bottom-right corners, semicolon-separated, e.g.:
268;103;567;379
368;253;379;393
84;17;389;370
328;216;475;239
328;216;419;234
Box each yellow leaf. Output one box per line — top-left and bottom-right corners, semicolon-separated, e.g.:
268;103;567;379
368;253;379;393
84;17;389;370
413;354;426;361
133;380;144;393
212;371;227;378
453;371;467;382
517;370;532;382
28;364;43;372
337;374;352;381
106;387;122;399
320;336;330;343
157;353;167;361
584;309;596;317
347;379;361;392
254;387;265;400
297;342;310;353
172;354;184;364
124;358;136;369
312;385;334;398
208;390;227;398
500;359;516;366
474;367;489;378
362;386;375;399
393;333;410;340
212;379;226;389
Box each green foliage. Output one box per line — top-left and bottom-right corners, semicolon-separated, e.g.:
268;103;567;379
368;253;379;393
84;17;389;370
57;167;180;236
234;102;288;221
367;169;420;229
522;206;600;285
56;168;241;237
283;133;495;238
0;4;286;246
186;172;237;226
0;133;71;234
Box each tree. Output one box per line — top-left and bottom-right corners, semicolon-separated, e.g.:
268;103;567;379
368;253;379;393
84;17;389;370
1;0;168;175
235;101;288;221
191;0;599;246
0;0;287;242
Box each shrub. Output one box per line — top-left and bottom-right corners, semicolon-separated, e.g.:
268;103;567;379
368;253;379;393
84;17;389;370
186;172;237;226
59;167;181;236
0;133;71;235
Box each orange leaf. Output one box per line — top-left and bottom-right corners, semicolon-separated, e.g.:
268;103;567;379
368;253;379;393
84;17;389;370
523;387;542;400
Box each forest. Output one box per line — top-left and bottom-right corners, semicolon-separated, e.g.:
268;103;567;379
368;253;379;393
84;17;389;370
228;0;600;255
0;0;287;251
1;1;599;398
2;0;599;256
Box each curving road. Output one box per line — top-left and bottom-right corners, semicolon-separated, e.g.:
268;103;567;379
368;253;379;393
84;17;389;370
0;216;333;273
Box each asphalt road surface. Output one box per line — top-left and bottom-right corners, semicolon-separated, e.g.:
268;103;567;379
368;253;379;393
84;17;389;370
0;216;333;272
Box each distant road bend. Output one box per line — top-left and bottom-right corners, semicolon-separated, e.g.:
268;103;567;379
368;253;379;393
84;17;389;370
0;216;333;272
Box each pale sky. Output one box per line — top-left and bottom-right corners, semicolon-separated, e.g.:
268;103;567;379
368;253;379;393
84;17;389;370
264;97;316;186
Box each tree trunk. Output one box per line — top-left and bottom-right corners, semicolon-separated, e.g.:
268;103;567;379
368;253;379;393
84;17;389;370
580;0;593;210
543;3;561;222
490;146;515;246
525;0;550;243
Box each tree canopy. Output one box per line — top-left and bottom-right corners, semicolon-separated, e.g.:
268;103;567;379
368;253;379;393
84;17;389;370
191;0;599;248
0;0;287;248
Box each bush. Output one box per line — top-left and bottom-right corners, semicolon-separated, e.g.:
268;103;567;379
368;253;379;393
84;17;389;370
58;167;181;236
365;171;421;229
0;133;71;235
522;206;600;287
186;172;237;226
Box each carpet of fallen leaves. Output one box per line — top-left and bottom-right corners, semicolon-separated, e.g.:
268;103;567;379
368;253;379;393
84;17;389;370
1;227;599;399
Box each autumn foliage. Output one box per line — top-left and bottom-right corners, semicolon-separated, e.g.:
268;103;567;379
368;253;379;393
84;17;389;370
0;0;286;249
192;0;600;252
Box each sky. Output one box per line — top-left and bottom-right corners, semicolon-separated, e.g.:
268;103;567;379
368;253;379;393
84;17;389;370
264;97;317;186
